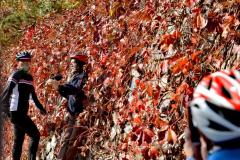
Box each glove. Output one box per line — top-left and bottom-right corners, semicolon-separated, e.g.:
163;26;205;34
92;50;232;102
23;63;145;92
51;74;63;81
58;85;68;98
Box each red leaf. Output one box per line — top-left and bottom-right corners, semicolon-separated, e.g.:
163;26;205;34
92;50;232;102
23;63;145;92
133;126;143;134
191;7;201;14
185;0;196;7
191;51;203;62
172;30;182;40
158;130;166;141
135;79;140;86
141;146;150;159
206;12;222;33
139;81;146;90
143;128;155;138
154;85;161;100
24;26;35;42
149;146;159;158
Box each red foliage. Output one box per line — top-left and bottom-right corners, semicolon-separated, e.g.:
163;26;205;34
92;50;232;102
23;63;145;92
0;0;239;159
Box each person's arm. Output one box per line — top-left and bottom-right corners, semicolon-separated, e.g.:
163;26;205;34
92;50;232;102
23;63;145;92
0;73;18;115
58;74;85;97
30;86;46;114
58;83;81;96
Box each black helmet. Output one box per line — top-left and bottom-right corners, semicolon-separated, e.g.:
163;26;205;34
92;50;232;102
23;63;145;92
16;51;31;61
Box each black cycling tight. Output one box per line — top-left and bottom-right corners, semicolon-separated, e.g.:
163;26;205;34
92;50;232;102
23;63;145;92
11;112;40;160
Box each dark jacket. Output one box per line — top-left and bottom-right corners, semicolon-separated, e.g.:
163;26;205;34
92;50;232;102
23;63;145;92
0;69;46;115
58;71;87;116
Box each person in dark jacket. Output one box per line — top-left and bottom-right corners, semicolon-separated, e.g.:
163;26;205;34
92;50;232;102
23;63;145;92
0;51;47;160
46;54;88;160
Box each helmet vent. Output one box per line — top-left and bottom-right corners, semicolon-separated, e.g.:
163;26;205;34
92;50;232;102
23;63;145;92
193;104;200;109
222;87;232;99
207;101;240;127
208;78;213;90
230;74;236;80
208;119;231;131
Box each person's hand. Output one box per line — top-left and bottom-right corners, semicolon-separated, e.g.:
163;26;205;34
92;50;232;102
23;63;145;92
59;98;67;107
46;79;60;90
184;128;194;158
184;128;208;160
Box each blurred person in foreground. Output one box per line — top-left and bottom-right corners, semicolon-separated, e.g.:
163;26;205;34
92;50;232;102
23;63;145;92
46;53;88;160
184;70;240;160
0;51;47;160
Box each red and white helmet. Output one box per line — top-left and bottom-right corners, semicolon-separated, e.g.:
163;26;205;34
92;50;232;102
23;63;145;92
190;70;240;145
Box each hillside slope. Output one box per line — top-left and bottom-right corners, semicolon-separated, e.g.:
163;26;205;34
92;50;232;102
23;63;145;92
0;0;239;159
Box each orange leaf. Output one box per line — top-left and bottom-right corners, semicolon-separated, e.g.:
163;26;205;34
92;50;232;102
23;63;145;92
172;56;189;74
222;15;236;26
191;34;199;44
161;34;172;45
195;14;207;29
191;51;203;62
153;116;169;129
171;103;178;109
47;29;57;41
146;84;153;97
130;46;143;57
176;82;189;94
161;30;181;46
165;128;177;144
133;117;142;125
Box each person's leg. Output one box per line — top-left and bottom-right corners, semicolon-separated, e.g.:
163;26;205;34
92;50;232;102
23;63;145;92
23;116;40;160
12;125;25;160
14;115;40;160
57;115;75;160
65;120;89;160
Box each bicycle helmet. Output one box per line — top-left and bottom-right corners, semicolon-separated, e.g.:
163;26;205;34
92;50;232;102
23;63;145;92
190;70;240;146
16;51;31;61
70;54;88;64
